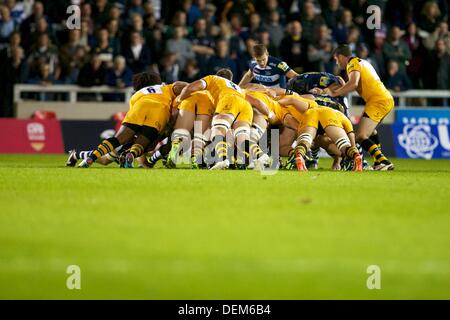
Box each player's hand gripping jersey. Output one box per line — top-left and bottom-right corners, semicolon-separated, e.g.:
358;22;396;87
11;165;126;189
123;83;175;132
347;57;394;122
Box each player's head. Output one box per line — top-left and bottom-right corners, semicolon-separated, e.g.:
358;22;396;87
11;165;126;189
132;71;162;91
216;68;233;81
253;44;269;68
333;44;352;69
287;76;306;94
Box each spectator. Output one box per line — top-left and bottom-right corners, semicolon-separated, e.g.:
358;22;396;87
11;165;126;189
123;13;144;49
279;20;308;73
126;0;145;24
202;3;217;28
123;31;151;74
159;52;179;83
92;0;112;28
357;43;381;79
183;0;206;26
221;0;256;25
179;58;200;82
107;19;123;54
206;38;238;81
258;29;278;57
385;60;412;92
20;1;47;40
28;62;57;86
0;30;20;60
0;5;15;47
27;32;60;80
240;12;264;41
346;25;361;55
418;1;442;33
190;17;215;75
332;8;353;44
383;26;411;73
260;0;286;26
59;30;88;83
79;19;95;50
166;26;195;70
5;0;26;25
424;21;450;53
0;46;28;117
77;54;106;87
403;22;427;88
427;39;450;90
372;30;387;80
263;10;284;49
105;55;133;101
300;1;325;44
147;27;164;69
307;24;334;72
323;0;344;30
92;28;118;67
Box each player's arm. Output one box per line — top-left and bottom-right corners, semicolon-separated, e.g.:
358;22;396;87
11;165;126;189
286;69;299;79
177;79;206;101
172;81;189;95
325;71;360;97
238;69;254;87
245;94;276;123
278;96;310;113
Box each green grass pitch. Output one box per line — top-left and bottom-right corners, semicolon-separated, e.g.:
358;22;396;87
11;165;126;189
0;154;449;299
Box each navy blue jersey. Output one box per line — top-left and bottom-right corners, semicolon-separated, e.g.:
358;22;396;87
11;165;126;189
314;95;349;116
249;56;291;88
288;72;340;94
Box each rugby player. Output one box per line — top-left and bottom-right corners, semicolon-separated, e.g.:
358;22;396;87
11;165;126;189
78;71;187;168
278;95;363;172
166;90;215;169
239;44;298;88
177;68;253;170
322;44;395;170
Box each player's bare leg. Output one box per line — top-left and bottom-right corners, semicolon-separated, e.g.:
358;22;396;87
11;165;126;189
209;114;233;170
356;116;394;170
167;109;196;168
312;135;342;170
191;114;212;169
325;126;362;172
250;112;271;170
288;126;317;171
121;126;159;168
78;125;136;168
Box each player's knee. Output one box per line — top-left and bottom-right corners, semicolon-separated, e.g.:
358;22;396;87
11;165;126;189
172;128;191;143
298;133;313;148
211;118;230;137
250;123;265;142
356;132;370;143
335;136;351;152
234;126;251;141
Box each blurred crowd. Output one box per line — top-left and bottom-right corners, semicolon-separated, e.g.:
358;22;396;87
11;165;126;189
0;0;449;116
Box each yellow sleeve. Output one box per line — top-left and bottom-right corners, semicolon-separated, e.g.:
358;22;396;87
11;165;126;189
347;58;361;74
201;75;212;89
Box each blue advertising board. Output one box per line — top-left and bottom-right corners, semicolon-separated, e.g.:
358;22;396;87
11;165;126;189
393;109;450;159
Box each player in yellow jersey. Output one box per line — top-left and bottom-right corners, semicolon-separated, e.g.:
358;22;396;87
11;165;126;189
177;68;253;170
79;71;187;168
244;90;291;170
321;44;395;170
166;90;215;169
278;94;362;171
